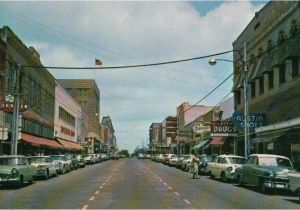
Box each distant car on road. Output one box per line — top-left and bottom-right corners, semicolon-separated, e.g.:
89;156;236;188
0;155;35;187
28;156;58;180
137;153;144;159
207;154;245;182
235;154;293;194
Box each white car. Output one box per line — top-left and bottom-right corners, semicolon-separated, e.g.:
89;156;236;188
28;156;58;179
51;155;72;173
207;154;245;182
169;155;179;166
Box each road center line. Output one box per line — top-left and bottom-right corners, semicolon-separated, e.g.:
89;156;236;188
174;192;180;196
89;197;95;201
99;186;103;189
184;199;191;204
168;186;173;190
82;204;88;210
95;190;99;194
163;182;168;186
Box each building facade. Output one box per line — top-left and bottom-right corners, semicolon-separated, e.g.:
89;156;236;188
100;116;117;153
54;81;88;152
149;123;162;153
0;26;60;155
161;116;177;154
232;1;300;167
58;79;101;153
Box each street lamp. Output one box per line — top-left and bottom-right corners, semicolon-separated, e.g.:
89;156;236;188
209;42;249;158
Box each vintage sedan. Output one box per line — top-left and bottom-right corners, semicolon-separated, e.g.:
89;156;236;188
207;154;245;182
51;155;71;173
28;156;58;179
0;155;35;187
235;154;293;194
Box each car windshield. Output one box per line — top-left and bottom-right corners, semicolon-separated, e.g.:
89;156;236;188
0;157;24;166
29;157;51;163
259;157;292;168
227;157;245;164
52;156;66;161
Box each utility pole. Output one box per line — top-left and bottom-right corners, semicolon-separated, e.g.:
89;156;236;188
243;42;250;159
10;64;21;155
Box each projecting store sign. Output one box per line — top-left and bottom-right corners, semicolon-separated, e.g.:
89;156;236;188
232;112;265;131
193;121;210;134
210;121;237;136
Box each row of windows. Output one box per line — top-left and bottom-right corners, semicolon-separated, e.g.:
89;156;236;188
58;106;75;127
22;119;53;139
236;58;299;104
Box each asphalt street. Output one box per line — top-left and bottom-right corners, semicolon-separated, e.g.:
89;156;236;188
0;158;299;209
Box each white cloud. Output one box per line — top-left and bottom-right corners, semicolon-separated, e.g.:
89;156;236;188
1;1;265;152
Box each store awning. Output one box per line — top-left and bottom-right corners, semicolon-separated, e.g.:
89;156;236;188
20;133;64;149
192;139;210;150
57;139;82;150
210;136;227;146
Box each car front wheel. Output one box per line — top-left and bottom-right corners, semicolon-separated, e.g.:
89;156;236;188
259;178;269;194
237;175;244;186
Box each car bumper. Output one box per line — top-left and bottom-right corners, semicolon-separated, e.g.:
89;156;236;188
34;169;47;177
264;180;289;189
0;176;21;184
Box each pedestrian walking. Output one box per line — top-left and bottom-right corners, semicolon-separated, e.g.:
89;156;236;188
191;150;200;179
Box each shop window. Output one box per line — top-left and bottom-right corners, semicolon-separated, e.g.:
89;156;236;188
235;90;241;105
268;71;274;90
277;30;287;45
279;65;286;84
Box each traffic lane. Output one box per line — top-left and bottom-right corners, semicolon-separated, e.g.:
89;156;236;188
86;158;191;209
140;160;300;209
0;160;120;209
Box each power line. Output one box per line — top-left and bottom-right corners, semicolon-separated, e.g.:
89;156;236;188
23;50;235;69
178;73;233;116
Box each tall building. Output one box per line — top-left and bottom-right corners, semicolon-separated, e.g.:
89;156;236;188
100;116;117;153
232;1;300;164
161;116;177;154
58;79;101;153
149;123;162;153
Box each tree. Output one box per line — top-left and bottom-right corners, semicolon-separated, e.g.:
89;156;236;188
118;149;130;157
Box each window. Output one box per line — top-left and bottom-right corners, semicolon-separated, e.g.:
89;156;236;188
292;58;299;79
259;77;264;95
235;90;241;105
268;71;274;90
279;65;286;84
251;82;255;98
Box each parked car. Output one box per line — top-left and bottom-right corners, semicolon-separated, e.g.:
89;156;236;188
163;154;176;165
155;154;165;162
51;155;71;173
288;171;300;202
176;155;187;168
235;154;293;194
181;155;193;171
65;154;79;169
0;155;35;187
83;154;96;164
207;154;245;182
198;155;215;174
169;155;179;167
28;156;58;180
76;155;86;168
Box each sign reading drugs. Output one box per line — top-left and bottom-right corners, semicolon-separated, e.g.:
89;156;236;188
232;112;265;131
210;121;237;136
193;121;210;134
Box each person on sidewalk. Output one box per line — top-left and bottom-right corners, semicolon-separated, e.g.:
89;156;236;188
191;150;200;179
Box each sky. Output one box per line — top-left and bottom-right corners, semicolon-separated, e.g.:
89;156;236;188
0;0;267;153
